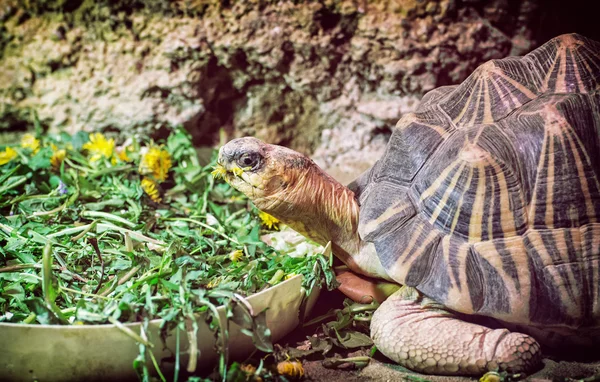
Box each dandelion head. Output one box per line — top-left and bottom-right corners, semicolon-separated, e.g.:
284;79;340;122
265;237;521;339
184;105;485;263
117;145;133;162
83;133;115;162
258;211;280;230
231;166;244;177
51;149;67;170
211;164;227;179
277;360;304;379
141;177;162;203
140;145;172;182
20;134;40;154
228;249;244;262
0;147;17;166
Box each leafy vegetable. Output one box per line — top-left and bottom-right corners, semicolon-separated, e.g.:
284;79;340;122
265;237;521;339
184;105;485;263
0;127;336;380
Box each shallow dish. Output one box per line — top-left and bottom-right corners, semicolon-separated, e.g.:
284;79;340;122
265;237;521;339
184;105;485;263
0;274;319;382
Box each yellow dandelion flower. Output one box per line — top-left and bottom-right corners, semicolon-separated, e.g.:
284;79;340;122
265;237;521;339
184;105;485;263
277;360;304;379
480;372;502;382
21;134;40;154
117;145;133;162
141;177;162;203
51;149;66;170
240;363;259;379
140;145;172;182
284;272;297;280
229;249;243;262
211;164;227;179
258;211;280;230
0;147;17;165
231;166;244;177
83;133;115;162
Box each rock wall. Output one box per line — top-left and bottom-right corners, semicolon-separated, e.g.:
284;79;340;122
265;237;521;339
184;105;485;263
0;0;580;182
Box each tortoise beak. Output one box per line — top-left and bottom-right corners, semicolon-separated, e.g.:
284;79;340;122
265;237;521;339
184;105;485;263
217;145;234;167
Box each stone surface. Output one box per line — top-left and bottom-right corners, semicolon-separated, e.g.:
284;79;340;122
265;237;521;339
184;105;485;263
0;0;585;181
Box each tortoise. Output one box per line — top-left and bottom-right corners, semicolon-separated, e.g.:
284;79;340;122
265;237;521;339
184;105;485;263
216;33;600;376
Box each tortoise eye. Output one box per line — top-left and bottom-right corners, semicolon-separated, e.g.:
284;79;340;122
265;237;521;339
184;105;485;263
237;152;262;170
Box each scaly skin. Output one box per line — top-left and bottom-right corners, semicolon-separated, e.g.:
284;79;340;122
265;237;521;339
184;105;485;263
218;137;543;376
371;287;542;375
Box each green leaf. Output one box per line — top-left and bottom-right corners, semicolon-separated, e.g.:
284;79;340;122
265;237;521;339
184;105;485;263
2;281;25;301
160;279;179;291
0;126;334;380
41;243;59;304
230;301;253;331
25;298;63;325
71;131;90;151
331;330;373;349
287;336;333;359
28;147;53;170
248;309;273;353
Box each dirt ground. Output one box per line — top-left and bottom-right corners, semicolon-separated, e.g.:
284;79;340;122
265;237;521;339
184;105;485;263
280;289;600;382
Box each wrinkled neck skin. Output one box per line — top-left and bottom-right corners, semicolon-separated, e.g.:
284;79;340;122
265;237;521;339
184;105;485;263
255;166;390;280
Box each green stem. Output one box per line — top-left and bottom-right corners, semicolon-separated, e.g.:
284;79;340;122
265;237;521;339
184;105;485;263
165;217;240;245
42;243;69;324
267;269;285;285
114;267;171;299
28;203;66;218
71;221;98;241
82;210;136;228
0;176;27;194
7;193;57;205
22;313;36;324
117;265;142;286
96;223;165;246
0;222;20;237
88;165;133;179
60;286;110;300
108;316;153;347
322;356;371;370
0;263;43;273
63;157;91;173
174;327;180;382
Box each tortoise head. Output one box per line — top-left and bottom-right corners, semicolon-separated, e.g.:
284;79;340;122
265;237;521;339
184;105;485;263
217;137;313;214
218;137;390;280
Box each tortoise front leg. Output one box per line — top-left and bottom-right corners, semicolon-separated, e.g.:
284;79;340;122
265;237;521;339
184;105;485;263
371;287;542;376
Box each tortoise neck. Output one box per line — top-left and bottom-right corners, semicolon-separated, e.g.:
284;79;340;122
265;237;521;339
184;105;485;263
267;165;362;264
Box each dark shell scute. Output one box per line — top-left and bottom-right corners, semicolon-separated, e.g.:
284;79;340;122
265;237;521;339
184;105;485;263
438;34;600;128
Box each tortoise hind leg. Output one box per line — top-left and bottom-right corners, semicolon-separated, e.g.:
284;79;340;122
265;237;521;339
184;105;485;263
371;287;542;375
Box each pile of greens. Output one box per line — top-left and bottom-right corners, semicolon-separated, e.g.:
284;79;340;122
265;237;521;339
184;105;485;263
0;126;335;380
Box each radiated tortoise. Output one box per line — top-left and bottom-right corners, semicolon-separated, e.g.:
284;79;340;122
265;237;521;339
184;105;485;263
217;33;600;376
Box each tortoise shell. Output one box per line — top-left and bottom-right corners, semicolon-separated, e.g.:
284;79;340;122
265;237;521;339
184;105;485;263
353;34;600;331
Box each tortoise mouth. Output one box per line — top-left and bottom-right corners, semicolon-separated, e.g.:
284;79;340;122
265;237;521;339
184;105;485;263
214;155;265;192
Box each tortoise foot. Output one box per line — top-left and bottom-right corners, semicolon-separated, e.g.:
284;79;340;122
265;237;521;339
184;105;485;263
371;287;542;376
492;332;541;373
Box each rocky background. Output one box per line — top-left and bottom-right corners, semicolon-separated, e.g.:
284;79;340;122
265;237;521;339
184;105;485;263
0;0;598;183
